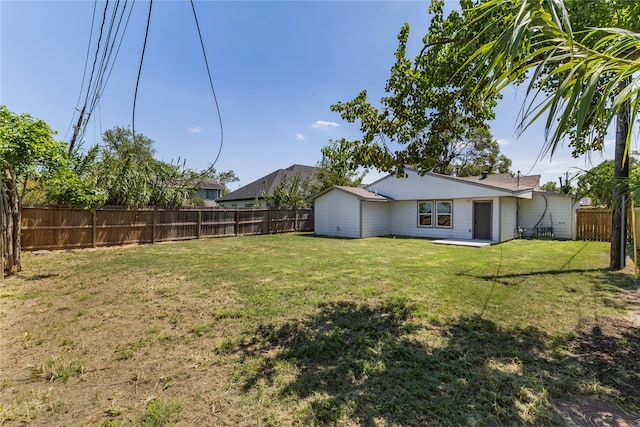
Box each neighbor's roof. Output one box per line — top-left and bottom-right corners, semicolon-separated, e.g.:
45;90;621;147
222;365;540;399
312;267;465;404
197;179;224;190
217;164;318;202
176;178;223;190
311;185;392;201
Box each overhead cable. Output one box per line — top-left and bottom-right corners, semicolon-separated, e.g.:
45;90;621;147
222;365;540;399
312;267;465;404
190;0;224;168
70;0;134;152
65;0;98;142
132;0;153;146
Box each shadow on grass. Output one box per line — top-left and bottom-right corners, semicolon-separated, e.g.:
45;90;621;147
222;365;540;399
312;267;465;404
461;267;634;291
234;298;640;425
296;234;356;240
460;241;635;290
467;267;605;281
22;273;59;281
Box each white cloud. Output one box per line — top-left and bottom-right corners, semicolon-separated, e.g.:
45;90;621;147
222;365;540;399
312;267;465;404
188;127;203;134
496;138;509;146
311;120;339;129
295;133;306;141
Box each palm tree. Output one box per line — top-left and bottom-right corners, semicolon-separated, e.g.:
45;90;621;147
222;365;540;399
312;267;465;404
461;0;640;268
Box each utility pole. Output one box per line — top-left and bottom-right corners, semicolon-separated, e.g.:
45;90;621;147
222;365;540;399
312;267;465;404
69;105;86;154
610;76;632;270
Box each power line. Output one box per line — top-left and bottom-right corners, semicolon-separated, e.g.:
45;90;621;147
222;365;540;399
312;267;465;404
79;0;130;145
82;0;109;118
72;0;224;177
70;0;134;152
69;0;109;152
85;0;120;114
101;0;136;104
65;0;98;142
190;0;224;168
132;0;153;146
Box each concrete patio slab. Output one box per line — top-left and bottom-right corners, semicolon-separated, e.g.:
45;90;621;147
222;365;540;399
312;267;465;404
430;239;495;248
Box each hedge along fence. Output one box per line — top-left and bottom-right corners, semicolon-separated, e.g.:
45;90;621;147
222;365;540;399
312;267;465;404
21;206;313;251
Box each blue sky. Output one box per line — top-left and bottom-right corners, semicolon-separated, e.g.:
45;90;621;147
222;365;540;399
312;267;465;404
1;0;621;191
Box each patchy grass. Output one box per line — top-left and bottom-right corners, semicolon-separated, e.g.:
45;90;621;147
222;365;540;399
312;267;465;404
140;398;182;427
29;354;85;383
0;234;638;425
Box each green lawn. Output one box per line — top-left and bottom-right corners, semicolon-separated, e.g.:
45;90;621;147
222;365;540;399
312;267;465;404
0;234;638;426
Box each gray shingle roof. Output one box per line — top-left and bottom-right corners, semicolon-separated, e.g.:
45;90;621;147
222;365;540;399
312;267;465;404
455;173;540;191
312;185;392;201
197;179;223;190
217;164;318;202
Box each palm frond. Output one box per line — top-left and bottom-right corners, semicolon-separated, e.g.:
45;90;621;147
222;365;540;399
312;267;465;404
460;0;640;157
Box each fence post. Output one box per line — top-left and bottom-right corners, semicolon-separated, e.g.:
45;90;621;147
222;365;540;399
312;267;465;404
235;209;239;237
152;208;157;244
92;210;97;248
197;210;202;239
295;209;299;231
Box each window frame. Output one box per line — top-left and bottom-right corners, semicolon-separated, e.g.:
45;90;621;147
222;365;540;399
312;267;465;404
417;201;434;228
205;189;219;200
435;200;453;228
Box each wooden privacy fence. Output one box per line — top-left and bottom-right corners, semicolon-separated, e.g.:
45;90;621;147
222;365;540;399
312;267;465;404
21;206;313;251
576;208;640;242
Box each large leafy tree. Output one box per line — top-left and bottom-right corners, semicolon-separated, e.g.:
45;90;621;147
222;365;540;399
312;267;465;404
577;161;615;207
0;106;68;273
316;139;367;189
447;128;511;177
39;145;108;207
42;128;238;208
462;0;640;268
82;127;202;208
263;174;320;208
540;181;560;193
576;159;640;208
330;0;511;177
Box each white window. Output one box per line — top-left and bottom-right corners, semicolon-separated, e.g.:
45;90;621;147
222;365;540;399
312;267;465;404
436;201;452;227
418;201;433;227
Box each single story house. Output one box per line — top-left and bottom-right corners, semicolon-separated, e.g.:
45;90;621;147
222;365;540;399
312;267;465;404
311;169;578;242
217;164;318;208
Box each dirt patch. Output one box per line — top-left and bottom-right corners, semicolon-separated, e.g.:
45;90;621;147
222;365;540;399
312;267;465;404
554;398;640;427
555;309;640;426
622;289;640;326
0;267;239;426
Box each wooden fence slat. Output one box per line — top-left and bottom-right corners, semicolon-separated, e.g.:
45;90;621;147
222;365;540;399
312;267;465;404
576;208;640;243
21;207;313;251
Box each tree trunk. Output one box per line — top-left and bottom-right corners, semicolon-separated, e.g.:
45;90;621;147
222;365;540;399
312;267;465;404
1;186;5;278
610;77;632;269
3;170;21;275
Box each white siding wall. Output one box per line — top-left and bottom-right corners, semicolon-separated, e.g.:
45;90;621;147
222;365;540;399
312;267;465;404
388;197;512;241
314;190;362;238
218;199;261;208
390;199;474;239
499;197;518;242
361;202;391;238
520;193;577;239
